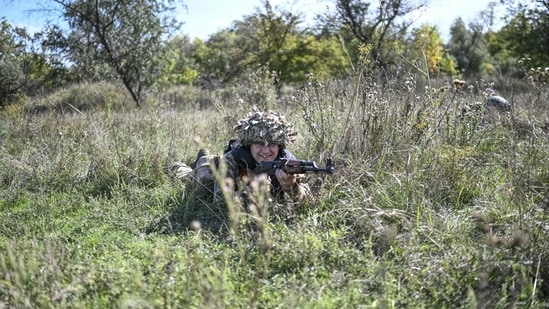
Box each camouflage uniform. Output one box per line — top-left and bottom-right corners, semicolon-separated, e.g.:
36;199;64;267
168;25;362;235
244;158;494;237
215;145;310;204
213;109;310;204
169;109;310;204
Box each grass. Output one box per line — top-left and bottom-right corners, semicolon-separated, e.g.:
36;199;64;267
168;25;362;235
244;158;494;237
1;72;549;308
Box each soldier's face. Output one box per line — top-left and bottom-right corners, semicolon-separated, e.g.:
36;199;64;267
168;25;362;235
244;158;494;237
250;143;279;162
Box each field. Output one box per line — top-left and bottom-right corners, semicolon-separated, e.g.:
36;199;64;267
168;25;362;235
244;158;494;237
1;73;549;308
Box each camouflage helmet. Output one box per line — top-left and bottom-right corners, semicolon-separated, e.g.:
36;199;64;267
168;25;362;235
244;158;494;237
234;109;297;148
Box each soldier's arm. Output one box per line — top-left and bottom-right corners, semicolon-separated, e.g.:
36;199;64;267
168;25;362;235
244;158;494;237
283;180;311;203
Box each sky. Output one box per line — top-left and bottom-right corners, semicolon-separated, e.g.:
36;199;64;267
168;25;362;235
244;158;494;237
1;0;504;42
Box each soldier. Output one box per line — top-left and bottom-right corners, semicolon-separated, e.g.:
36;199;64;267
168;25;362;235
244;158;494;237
171;109;310;204
214;109;311;204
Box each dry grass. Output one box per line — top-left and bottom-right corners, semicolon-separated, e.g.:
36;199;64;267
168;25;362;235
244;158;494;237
1;73;548;307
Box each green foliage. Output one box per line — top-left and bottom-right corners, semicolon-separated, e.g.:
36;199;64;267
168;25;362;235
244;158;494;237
498;1;549;68
42;0;182;106
1;77;549;307
159;35;200;88
4;0;548;97
278;34;351;82
484;30;518;76
0;19;67;105
3;0;549;97
191;33;247;87
439;53;459;76
408;24;456;76
330;0;426;73
0;59;23;106
447;18;492;77
2;0;549;305
193;1;351;87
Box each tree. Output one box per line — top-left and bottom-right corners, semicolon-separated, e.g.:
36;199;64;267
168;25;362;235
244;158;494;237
159;34;199;87
191;31;249;88
44;0;183;106
409;24;447;75
0;18;68;105
188;1;350;89
227;1;350;85
231;0;304;85
446;17;491;77
484;29;517;76
329;0;427;73
498;0;549;68
283;33;350;82
0;18;27;105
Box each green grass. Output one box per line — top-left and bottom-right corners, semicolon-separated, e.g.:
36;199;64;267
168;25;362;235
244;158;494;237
1;75;548;308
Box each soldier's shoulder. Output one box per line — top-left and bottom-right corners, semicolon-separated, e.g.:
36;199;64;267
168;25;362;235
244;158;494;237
223;151;236;160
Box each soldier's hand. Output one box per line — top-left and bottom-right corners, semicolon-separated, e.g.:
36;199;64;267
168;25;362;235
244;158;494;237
275;169;297;191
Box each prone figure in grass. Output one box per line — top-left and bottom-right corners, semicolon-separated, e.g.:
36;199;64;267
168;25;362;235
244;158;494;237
173;108;332;206
485;95;510;112
212;108;312;204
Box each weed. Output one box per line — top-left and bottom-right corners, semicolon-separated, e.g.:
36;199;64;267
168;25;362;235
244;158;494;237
1;73;548;307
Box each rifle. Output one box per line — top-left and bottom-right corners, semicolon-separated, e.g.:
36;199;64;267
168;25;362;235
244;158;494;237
253;158;334;176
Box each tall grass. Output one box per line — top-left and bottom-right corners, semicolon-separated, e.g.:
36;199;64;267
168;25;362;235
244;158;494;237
1;67;548;307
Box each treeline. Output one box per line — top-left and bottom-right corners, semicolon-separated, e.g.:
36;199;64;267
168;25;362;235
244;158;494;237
1;0;548;107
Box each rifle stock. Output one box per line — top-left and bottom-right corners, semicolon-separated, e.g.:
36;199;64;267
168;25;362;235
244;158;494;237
254;158;334;176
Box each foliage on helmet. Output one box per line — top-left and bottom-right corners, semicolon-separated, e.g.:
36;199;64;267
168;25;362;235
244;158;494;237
234;109;297;148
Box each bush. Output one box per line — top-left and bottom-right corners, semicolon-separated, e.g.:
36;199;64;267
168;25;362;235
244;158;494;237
0;60;23;107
